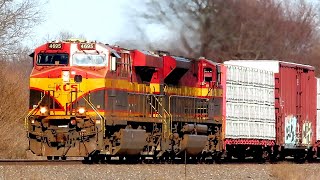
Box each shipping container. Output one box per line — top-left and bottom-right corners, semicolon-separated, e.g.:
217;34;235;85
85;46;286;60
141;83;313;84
225;60;317;149
222;63;276;142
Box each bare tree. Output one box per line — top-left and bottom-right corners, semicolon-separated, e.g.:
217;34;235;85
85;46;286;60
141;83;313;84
0;0;42;55
42;31;87;44
0;0;43;158
137;0;319;62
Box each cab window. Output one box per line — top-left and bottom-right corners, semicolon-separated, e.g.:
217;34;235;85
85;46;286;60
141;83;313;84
204;68;213;82
37;53;69;65
72;53;107;66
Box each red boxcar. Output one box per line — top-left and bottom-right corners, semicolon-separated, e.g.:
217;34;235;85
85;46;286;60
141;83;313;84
223;60;317;158
275;62;316;150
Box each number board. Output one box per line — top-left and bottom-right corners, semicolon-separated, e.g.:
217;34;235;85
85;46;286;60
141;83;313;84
47;43;62;49
79;43;95;50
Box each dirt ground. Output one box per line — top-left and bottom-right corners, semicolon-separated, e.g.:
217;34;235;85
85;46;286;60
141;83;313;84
0;163;319;180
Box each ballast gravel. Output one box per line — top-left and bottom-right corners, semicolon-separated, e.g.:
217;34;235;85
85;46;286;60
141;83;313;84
0;163;319;180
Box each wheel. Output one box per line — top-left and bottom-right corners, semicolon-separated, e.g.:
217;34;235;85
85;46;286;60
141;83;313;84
152;154;159;164
118;156;124;164
91;155;100;164
237;153;245;161
105;156;111;163
294;153;306;163
82;156;91;164
61;156;67;161
47;156;53;160
214;152;222;164
126;156;140;164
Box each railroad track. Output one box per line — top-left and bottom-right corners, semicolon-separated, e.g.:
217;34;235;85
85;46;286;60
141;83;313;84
0;159;83;165
0;157;319;165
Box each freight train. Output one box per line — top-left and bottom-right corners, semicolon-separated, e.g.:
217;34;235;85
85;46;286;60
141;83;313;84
25;39;319;163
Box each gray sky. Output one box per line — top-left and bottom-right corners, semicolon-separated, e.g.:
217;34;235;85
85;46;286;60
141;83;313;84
28;0;152;46
29;0;317;49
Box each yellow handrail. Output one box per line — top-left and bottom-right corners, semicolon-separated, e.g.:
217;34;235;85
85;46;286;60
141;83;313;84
82;97;105;137
24;94;46;130
152;95;172;138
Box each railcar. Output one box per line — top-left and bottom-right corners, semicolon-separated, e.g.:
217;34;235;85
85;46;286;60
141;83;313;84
25;39;223;162
223;60;317;162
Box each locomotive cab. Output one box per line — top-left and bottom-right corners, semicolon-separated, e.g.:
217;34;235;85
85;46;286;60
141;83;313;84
26;40;114;159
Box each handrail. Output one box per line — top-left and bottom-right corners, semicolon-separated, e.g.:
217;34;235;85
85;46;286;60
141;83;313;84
168;95;210;129
82;97;105;137
151;94;172;138
24;94;46;130
127;92;172;138
148;102;163;118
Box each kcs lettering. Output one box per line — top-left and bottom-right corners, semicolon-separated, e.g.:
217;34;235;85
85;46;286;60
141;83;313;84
55;84;78;91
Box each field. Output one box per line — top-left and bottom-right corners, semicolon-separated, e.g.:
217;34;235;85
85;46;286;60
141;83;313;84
0;163;319;180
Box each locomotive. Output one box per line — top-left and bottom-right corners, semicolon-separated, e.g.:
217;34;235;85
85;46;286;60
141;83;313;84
25;39;224;162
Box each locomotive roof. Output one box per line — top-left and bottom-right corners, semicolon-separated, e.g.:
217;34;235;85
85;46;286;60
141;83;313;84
171;56;191;62
225;60;314;73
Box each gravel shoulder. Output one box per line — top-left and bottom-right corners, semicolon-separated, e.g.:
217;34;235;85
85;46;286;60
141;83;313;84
0;163;319;180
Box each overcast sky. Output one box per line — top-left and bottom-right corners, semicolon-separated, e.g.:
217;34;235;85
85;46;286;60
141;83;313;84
28;0;318;49
27;0;153;47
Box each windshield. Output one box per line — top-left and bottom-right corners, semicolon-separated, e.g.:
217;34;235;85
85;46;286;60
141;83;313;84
72;53;107;66
37;53;69;65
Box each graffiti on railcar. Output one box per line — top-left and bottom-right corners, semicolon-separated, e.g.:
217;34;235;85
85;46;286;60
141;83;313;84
302;121;312;145
285;115;297;145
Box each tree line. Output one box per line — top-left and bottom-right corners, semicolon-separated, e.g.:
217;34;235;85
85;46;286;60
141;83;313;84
137;0;320;64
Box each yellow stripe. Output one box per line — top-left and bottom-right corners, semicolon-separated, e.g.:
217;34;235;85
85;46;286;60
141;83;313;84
30;77;223;113
31;78;223;97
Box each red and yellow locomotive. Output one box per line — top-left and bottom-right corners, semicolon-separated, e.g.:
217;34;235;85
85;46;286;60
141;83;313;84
26;39;223;161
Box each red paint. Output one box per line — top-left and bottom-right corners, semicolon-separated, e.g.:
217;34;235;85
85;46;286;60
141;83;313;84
225;139;275;146
131;50;163;68
55;85;61;91
61;84;78;91
275;62;317;148
163;56;177;79
220;64;227;143
31;66;107;78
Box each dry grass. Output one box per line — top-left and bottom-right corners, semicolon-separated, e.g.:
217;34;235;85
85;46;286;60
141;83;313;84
0;61;30;159
269;164;320;180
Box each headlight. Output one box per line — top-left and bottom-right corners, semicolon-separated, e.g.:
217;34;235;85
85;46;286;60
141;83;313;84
77;107;86;116
78;107;85;114
39;106;49;116
40;106;48;114
62;71;70;83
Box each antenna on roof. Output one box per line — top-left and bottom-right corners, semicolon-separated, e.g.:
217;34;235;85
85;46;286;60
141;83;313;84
65;38;86;43
156;50;170;56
